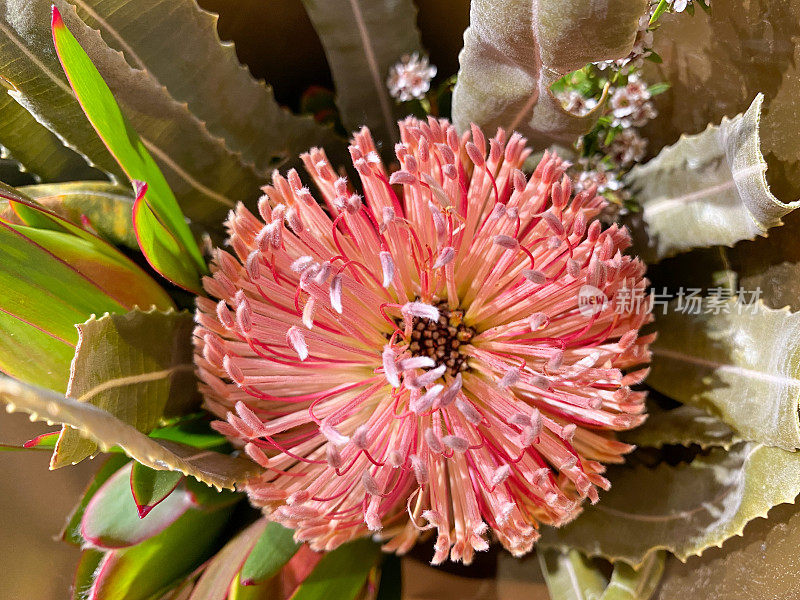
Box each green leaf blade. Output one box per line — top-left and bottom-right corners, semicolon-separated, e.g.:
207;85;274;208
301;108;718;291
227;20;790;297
50;7;206;280
240;522;301;586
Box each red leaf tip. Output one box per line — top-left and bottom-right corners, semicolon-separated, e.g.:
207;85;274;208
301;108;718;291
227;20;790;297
132;180;148;200
51;5;64;30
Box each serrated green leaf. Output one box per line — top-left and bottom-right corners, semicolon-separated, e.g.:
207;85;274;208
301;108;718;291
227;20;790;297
188;519;267;600
149;419;230;452
621;403;739;450
131;463;184;518
53;308;199;467
81;462;194;548
540;442;800;567
67;0;341;176
654;502;800;600
538;548;607;600
17;181;137;249
50;9;206;284
0;376;259;489
627;94;799;263
452;0;647;147
291;538;381;600
601;551;665;600
239;522;301;586
62;454;131;546
648;300;800;450
301;0;422;147
0;1;263;229
87;499;234;600
0;91;104;183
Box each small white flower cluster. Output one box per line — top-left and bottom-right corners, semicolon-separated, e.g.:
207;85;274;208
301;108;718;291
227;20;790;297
610;73;657;129
387;53;437;102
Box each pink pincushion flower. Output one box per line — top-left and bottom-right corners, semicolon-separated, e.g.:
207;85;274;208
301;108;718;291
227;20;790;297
194;117;653;564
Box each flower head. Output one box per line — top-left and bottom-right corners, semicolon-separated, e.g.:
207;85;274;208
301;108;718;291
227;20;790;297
387;53;437;101
194;118;653;564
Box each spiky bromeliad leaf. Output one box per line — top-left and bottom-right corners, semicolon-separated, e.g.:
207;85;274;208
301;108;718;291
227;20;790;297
301;0;423;147
0;91;104;182
0;0;262;228
539;442;800;567
648;300;800;451
451;0;648;147
621;403;740;450
66;0;342;175
0;376;259;489
627;94;800;262
52;308;200;468
538;548;665;600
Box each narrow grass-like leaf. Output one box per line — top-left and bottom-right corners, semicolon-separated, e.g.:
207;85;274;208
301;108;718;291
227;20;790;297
0;1;264;226
239;522;301;586
17;181;137;249
0;376;259;489
131;181;202;292
291;538;381;600
50;8;206;280
188;520;267;600
67;0;342;175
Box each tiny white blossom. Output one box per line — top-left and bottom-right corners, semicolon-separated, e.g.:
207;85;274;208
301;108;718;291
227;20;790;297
607;128;648;166
610;73;658;128
557;90;598;116
387;53;437;102
671;0;689;12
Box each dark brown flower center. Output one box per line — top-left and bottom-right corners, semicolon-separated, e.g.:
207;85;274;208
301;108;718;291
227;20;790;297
405;301;475;376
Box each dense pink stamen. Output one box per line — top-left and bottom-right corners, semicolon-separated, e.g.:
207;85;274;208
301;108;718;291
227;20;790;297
195;117;652;563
